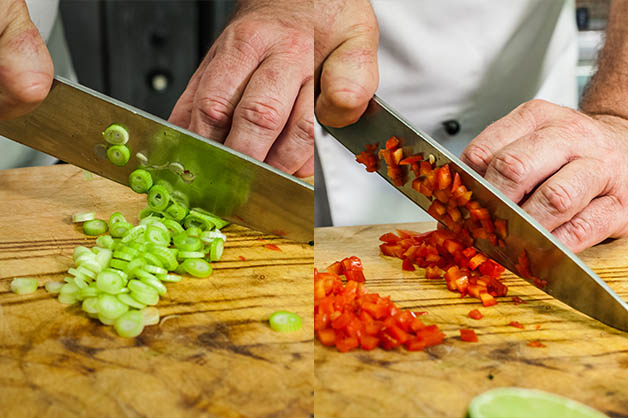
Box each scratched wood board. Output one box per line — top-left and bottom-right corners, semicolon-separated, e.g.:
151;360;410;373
0;164;313;418
315;223;628;418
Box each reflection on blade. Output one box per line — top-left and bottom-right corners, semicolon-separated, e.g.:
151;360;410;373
0;77;313;242
322;95;628;331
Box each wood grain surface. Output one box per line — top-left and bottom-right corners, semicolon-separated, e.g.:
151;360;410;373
315;223;628;418
0;165;313;418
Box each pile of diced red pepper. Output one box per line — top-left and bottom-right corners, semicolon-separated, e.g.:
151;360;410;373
315;256;446;352
379;229;507;307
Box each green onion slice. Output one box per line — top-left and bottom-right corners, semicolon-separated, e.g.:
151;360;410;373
83;219;108;236
269;311;302;332
98;294;129;319
103;123;129;145
209;239;224;262
10;277;38;295
142;307;160;326
114;310;144;338
117;293;146;310
72;212;96;223
129;169;153;194
181;258;212;278
45;281;64;294
107;144;131;166
147;185;170;211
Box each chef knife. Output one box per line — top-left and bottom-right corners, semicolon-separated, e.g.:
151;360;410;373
0;76;313;243
321;95;628;331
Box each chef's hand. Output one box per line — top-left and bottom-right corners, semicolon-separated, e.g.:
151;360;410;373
461;100;628;253
314;0;379;128
169;1;313;177
0;0;53;120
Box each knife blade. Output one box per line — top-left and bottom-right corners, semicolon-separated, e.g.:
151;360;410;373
0;76;313;243
321;95;628;331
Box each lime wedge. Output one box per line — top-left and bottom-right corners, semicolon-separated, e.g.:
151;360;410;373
468;388;608;418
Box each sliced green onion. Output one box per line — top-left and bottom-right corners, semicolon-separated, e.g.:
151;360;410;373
103;123;129;145
114;310;144;338
128;280;159;305
98;294;129;319
147;185;170;211
96;235;115;250
72;212;96;223
98;313;116;325
10;277;38;295
165;201;188;221
181;258;212;278
58;293;78;305
185;227;202;238
173;233;202;251
136;270;167;296
129;169;153;194
45;281;64;294
109;259;129;271
107;144;131;166
109;211;126;226
142;252;164;268
125;258;146;278
82;297;100;315
117;293;146;310
145;224;170;246
209;239;224;262
162;219;185;235
141;307;160;326
161;274;182;283
96;270;125;294
95;249;112;269
73;246;92;261
120;224;146;243
78;285;99;299
144;264;167;276
83;219;108;236
200;230;227;244
177;251;204;259
190;208;229;230
110;221;133;238
183;212;214;231
269;311;302;332
138;207;160;220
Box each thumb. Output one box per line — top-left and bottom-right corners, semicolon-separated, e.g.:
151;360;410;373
315;30;379;128
0;0;53;120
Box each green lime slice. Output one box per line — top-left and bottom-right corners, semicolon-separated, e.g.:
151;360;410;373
468;388;608;418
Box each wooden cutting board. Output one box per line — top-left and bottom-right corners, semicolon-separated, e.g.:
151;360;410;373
0;164;313;418
315;223;628;418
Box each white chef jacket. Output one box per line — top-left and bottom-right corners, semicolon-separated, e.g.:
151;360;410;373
0;0;77;169
316;0;578;226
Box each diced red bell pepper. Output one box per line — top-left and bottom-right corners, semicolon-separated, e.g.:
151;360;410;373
509;321;524;329
460;329;478;342
468;309;483;320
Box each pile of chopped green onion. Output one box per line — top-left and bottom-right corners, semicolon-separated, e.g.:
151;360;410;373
42;168;229;338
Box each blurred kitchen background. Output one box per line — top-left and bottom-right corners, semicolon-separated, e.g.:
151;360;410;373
59;0;237;121
57;0;609;122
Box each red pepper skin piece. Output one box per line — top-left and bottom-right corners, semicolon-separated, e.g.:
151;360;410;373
460;329;478;342
264;244;282;252
528;340;546;348
468;309;483;320
385;136;400;150
379;232;401;243
512;296;526;305
509;321;525;329
399;155;423;165
238;255;246;261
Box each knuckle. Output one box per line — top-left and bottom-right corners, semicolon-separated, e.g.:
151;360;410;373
237;98;284;133
462;142;493;170
292;116;315;146
563;216;595;245
490;151;530;186
196;95;235;129
539;182;575;216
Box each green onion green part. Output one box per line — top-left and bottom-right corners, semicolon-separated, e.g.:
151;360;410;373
107;144;131;166
269;311;302;332
103;123;129;145
10;278;38;295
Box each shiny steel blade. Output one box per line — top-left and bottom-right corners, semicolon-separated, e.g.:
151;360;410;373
0;77;312;242
322;95;628;331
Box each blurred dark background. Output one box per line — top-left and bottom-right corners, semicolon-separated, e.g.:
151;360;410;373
59;0;237;120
